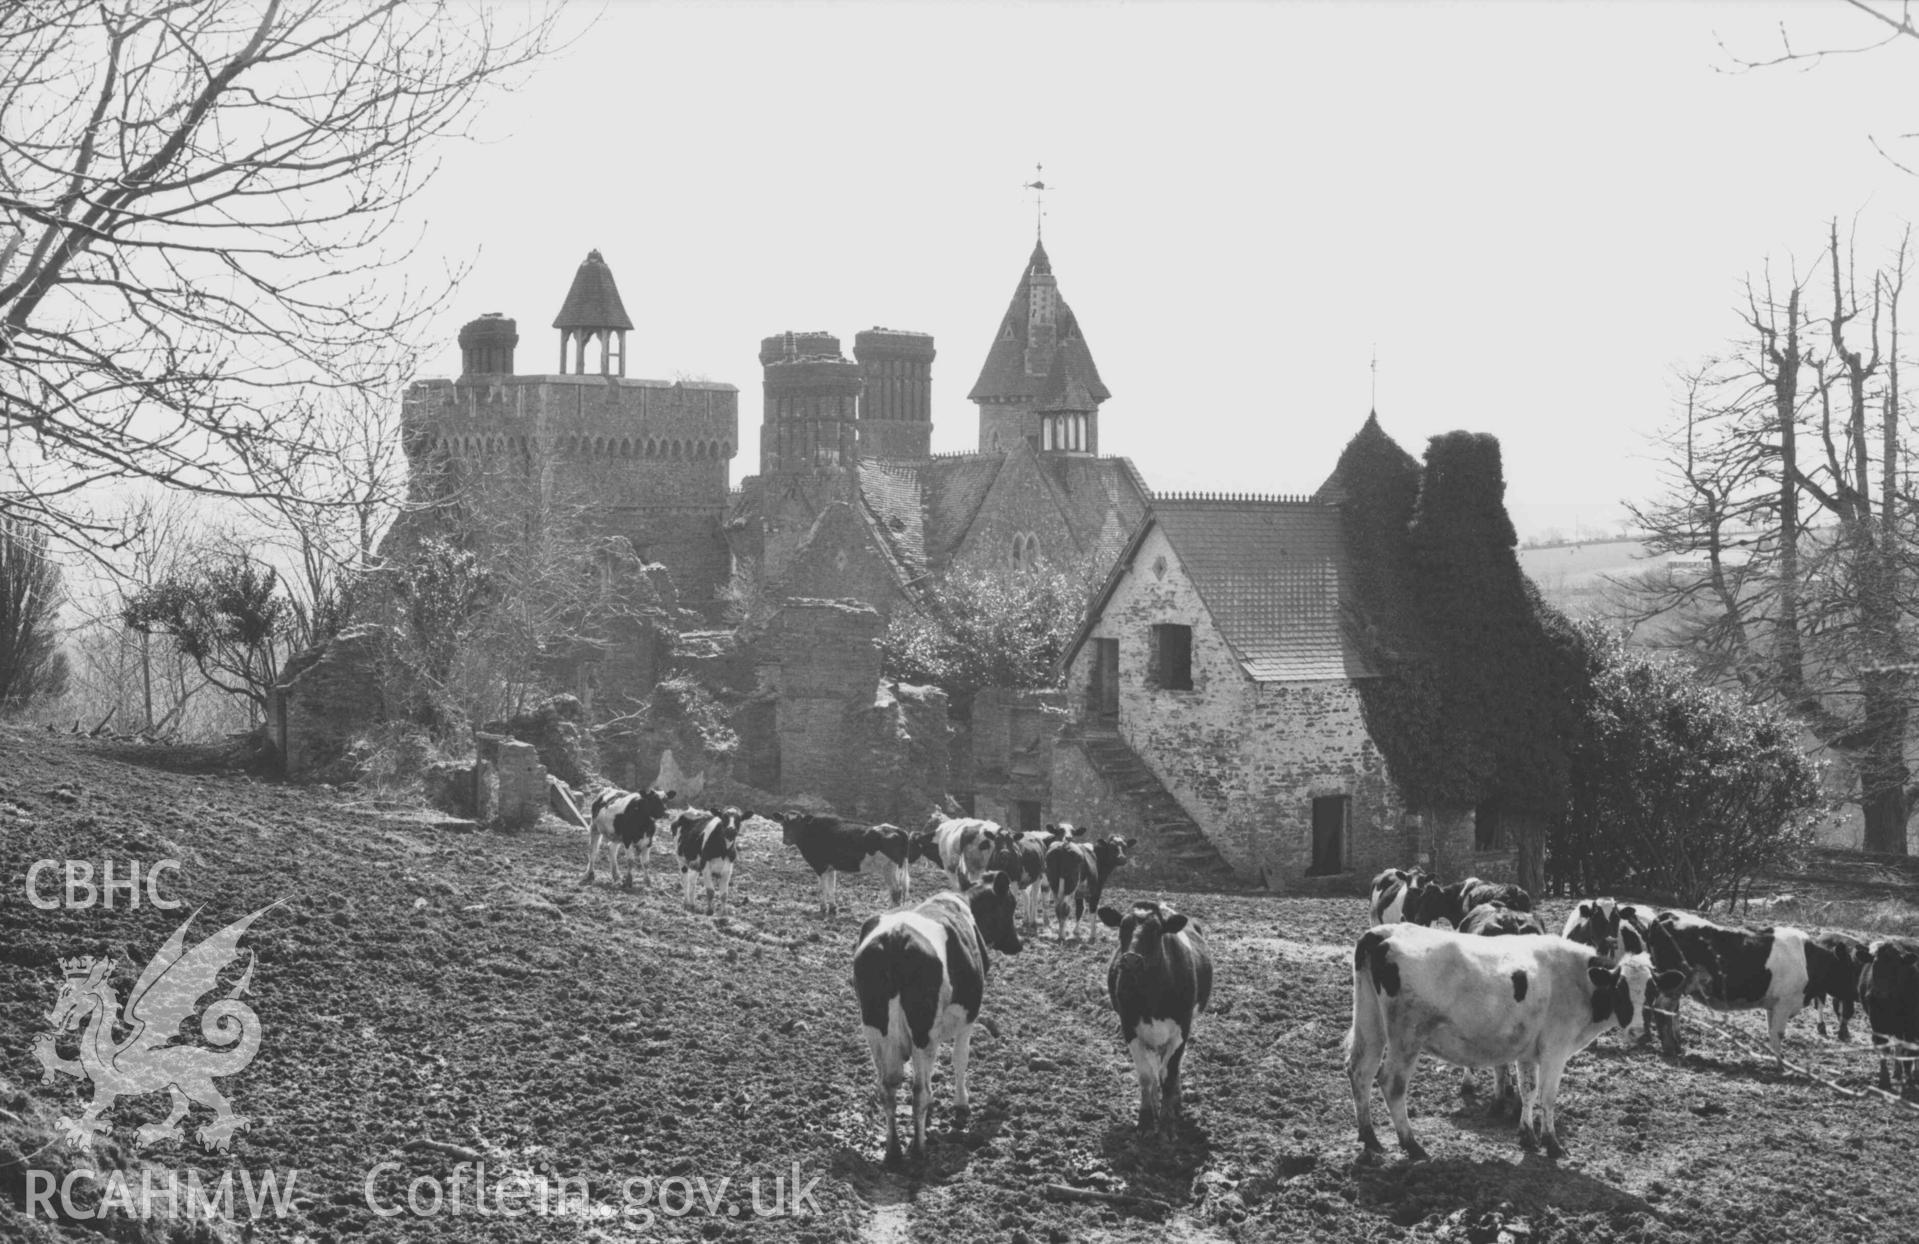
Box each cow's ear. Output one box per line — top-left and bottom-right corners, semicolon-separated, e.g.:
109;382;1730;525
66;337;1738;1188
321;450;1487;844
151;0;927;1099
1587;963;1610;990
1098;906;1123;928
1162;914;1189;936
1586;967;1614;1022
665;789;677;802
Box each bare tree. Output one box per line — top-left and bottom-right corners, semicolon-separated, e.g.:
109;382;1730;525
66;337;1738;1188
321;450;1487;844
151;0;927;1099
0;515;67;709
0;1;561;552
1625;221;1919;853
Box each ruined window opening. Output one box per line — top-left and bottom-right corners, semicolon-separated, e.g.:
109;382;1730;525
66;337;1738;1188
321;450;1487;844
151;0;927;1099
1016;800;1041;833
1151;624;1193;691
1475;800;1505;852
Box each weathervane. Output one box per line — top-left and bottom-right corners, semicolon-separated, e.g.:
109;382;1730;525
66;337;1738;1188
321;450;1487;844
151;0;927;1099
1023;163;1048;240
1370;344;1378;411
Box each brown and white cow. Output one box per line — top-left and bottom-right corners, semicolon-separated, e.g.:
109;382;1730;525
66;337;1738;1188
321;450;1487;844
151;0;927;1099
1861;936;1919;1095
775;812;915;914
583;786;675;888
1368;868;1432;925
1807;930;1872;1041
925;813;1008;890
1100;900;1212;1131
1044;833;1130;943
674;806;745;917
852;873;1023;1164
1346;923;1664;1160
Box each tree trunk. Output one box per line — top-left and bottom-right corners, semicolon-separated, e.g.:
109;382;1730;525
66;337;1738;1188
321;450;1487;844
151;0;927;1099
1857;678;1912;854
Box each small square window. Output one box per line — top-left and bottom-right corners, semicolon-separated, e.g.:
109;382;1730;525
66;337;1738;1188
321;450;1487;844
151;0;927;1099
1016;800;1042;833
1151;624;1193;691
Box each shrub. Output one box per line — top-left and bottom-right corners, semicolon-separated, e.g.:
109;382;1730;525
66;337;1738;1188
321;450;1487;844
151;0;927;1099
1555;622;1825;908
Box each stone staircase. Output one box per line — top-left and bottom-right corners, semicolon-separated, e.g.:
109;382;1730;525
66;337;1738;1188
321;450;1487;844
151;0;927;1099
1068;727;1248;891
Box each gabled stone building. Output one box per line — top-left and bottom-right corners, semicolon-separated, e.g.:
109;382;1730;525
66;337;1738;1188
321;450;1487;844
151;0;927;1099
726;241;1149;620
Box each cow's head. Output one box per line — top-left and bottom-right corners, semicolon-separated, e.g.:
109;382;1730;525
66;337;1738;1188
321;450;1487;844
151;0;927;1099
986;830;1023;875
1092;836;1130;881
1867;940;1919;1008
716;807;747;843
967;871;1023;956
1405;880;1455;927
1587;953;1662;1037
1046;822;1078;841
1567;900;1631;961
1642;916;1715;1053
635;787;675;822
773;810;811;846
1098;899;1190;958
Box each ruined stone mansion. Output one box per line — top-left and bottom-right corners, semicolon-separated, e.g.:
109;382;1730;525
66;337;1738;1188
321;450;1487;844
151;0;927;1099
274;239;1524;892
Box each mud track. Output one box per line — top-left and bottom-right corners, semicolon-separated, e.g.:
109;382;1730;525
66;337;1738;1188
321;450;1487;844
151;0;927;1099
0;728;1913;1242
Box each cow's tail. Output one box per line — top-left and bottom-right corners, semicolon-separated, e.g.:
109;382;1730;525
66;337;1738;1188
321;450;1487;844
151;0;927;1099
1344;930;1392;1075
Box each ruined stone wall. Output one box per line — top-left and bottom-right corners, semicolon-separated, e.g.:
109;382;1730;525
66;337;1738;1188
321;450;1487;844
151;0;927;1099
276;625;396;778
965;688;1064;830
770;600;882;809
400;374;739;608
1065;524;1405;890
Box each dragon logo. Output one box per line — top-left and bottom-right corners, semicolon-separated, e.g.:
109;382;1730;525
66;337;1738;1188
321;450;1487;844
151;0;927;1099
33;903;277;1152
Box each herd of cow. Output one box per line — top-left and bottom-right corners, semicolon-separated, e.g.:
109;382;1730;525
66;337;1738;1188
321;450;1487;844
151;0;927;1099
576;785;1919;1167
1355;867;1919;1160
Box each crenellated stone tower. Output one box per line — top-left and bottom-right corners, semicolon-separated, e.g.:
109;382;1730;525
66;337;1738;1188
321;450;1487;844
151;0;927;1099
398;250;739;609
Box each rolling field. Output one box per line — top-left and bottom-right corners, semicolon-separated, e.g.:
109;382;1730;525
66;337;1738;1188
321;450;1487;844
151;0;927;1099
1;726;1914;1243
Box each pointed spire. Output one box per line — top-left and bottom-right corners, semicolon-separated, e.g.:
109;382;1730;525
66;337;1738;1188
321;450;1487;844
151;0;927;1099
552;250;633;331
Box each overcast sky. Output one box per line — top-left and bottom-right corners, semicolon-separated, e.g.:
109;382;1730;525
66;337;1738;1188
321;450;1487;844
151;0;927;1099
401;1;1919;542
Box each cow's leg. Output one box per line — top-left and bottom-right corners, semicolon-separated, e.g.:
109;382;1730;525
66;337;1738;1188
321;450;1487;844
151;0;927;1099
682;864;697;912
867;1027;906;1166
1130;1038;1160;1131
584;830;600;884
714;859;733;917
637;840;652;890
1535;1055;1569;1159
1346;996;1387;1155
1381;1048;1426;1161
1836;999;1852;1042
1515;1059;1541;1150
1766;998;1795;1072
951;1023;973;1133
1053;886;1070;943
1163;1035;1189;1122
907;1044;935;1161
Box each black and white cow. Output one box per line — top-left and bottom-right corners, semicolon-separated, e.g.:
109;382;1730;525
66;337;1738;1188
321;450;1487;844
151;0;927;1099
775;813;915;914
1044;834;1130;943
1453;902;1548;1110
990;823;1072;930
1642;912;1823;1067
673;807;745;917
583;786;675;888
1559;899;1652;964
852;873;1023;1163
1100;900;1212;1131
1408;877;1534;928
1861;936;1919;1095
1345;923;1664;1160
925;813;1008;890
1807;931;1872;1041
1368;868;1432;925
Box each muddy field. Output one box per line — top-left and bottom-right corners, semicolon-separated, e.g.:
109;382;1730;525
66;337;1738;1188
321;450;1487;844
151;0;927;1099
1;726;1915;1244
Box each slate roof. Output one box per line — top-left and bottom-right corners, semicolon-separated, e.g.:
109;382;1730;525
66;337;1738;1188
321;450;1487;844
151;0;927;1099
922;454;1006;569
967;243;1110;404
1067;498;1375;683
856;457;927;582
552;250;635;331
